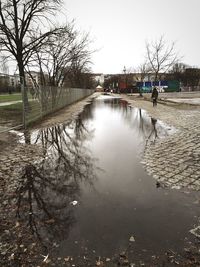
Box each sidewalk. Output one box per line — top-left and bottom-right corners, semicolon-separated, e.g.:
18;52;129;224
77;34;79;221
0;100;22;107
141;91;200;106
122;93;200;191
165;98;200;105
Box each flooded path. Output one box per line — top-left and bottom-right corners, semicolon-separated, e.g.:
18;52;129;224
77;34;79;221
20;95;199;264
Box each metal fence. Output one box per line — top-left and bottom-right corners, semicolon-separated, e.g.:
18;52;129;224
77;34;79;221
23;86;94;127
0;84;94;133
0;101;23;134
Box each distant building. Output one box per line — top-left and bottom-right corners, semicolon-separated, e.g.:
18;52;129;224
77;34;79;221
10;74;20;87
25;71;42;87
0;73;20;93
91;73;104;86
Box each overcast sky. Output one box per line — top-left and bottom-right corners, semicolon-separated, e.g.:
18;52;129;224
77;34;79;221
63;0;198;74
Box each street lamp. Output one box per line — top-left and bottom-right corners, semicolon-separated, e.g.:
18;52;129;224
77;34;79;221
123;66;126;75
123;66;127;92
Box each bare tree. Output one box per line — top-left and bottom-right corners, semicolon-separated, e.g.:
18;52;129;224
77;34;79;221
52;29;93;88
0;0;63;103
138;61;151;82
29;23;75;87
28;22;93;88
168;62;187;82
68;43;94;89
0;55;9;74
168;63;200;88
146;36;178;81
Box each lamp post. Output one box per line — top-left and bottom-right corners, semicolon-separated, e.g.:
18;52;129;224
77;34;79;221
123;66;126;75
123;66;127;92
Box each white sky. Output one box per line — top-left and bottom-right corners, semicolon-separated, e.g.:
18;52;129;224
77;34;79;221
63;0;200;74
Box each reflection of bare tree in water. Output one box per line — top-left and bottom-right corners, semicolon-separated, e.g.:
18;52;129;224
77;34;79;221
119;105;169;146
120;107;158;145
74;103;94;140
131;109;154;141
146;118;158;145
99;99;156;144
96;98;170;148
16;164;75;247
135;110;160;146
16;115;96;250
103;98;129;115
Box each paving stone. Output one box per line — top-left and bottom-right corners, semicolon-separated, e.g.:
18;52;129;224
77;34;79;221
122;95;200;191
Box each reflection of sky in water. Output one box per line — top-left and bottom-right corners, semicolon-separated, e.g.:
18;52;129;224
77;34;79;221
12;95;176;148
87;96;176;154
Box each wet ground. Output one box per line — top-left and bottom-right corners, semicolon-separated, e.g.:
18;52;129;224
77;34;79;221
1;94;200;266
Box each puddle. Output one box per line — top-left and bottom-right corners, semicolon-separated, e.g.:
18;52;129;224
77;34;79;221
16;95;200;263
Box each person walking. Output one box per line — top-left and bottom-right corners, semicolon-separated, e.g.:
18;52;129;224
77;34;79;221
151;87;158;107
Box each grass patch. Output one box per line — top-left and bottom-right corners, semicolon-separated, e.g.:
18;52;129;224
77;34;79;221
0;101;42;127
0;102;23;125
0;93;22;103
0;102;23;111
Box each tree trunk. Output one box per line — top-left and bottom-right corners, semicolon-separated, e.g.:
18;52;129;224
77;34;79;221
155;72;159;82
18;60;29;111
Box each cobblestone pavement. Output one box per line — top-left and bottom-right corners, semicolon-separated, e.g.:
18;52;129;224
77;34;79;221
122;94;200;191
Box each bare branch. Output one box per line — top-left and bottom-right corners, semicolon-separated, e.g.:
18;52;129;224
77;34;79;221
145;36;179;81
